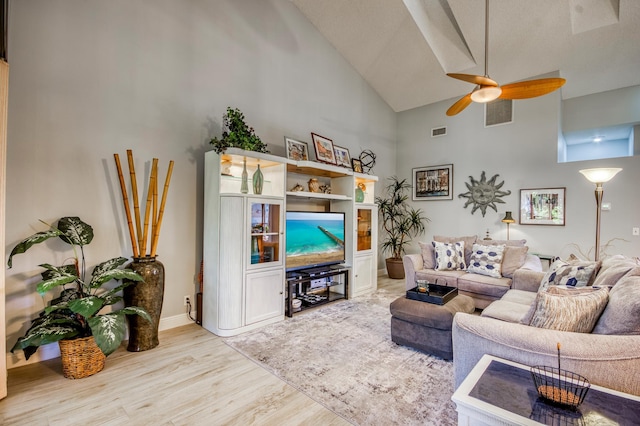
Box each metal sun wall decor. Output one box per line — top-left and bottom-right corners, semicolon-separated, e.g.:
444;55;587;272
458;171;511;217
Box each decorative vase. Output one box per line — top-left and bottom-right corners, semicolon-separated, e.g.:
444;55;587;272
123;256;165;352
308;178;320;193
241;159;249;194
252;164;264;195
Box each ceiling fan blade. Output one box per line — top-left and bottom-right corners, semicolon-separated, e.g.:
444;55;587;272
499;78;566;100
446;93;473;116
447;73;498;87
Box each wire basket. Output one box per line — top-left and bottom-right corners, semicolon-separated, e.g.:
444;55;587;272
531;366;590;410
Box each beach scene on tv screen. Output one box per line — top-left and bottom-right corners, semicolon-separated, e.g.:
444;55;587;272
286;212;345;269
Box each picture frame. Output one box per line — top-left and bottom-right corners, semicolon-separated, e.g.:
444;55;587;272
519;188;566;225
351;158;363;173
333;145;351;168
412;164;453;201
284;137;309;161
311;133;337;165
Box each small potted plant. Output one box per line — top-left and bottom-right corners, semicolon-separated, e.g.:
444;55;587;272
376;177;429;279
209;107;269;154
8;216;150;379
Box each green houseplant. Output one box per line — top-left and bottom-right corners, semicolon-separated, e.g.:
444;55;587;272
8;216;150;373
209;107;269;154
376;177;429;279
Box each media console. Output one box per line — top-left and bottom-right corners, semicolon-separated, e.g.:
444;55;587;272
285;265;350;317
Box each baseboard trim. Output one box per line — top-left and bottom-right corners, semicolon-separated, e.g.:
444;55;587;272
7;312;198;369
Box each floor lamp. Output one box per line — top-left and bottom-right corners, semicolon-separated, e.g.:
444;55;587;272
501;211;515;240
579;168;622;261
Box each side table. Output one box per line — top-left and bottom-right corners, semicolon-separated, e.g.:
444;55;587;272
452;354;640;425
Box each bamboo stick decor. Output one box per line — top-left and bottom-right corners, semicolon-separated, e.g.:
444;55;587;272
114;151;174;258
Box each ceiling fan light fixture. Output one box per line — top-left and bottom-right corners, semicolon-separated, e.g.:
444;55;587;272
470;86;502;103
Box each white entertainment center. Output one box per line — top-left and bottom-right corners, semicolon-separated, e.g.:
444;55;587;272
202;148;378;336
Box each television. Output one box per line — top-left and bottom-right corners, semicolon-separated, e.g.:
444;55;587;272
285;211;345;272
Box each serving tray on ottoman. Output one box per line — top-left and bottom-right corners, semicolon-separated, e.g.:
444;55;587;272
407;284;458;305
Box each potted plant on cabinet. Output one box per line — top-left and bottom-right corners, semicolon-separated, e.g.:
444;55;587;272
7;216;150;379
376;177;429;279
209;107;269;154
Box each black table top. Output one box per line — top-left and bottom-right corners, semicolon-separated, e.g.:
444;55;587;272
468;359;640;425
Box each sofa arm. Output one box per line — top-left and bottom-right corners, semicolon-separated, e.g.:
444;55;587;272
452;313;640;396
511;268;545;292
403;254;423;291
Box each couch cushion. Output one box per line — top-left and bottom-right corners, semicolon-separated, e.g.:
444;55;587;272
500;246;530;278
433;241;466;271
457;273;512;299
481;299;532;323
418;241;436;269
593;275;640;335
592;257;640;288
416;269;466;287
539;258;600;290
529;286;609;333
434;235;477;266
500;289;538;306
467;243;506;278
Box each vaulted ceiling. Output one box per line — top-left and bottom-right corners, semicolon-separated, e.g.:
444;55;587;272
291;0;640;112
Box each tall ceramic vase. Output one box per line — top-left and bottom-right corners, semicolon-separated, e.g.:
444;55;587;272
252;164;263;195
123;256;165;351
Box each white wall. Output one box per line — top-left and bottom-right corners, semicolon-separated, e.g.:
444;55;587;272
5;0;396;367
397;87;640;261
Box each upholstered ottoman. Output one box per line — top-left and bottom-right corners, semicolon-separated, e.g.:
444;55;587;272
390;294;475;360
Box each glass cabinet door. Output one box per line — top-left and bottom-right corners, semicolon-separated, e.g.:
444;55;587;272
249;199;282;266
356;208;372;252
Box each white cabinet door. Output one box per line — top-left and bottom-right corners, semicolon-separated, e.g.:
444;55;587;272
353;254;374;297
218;196;245;330
245;268;284;325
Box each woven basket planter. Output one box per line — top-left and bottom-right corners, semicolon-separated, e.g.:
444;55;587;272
58;336;106;379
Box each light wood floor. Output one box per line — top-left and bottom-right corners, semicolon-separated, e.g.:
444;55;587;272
0;275;405;425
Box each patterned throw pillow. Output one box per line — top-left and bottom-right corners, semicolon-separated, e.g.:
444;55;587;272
539;258;600;291
432;241;466;271
467;243;506;278
529;286;609;333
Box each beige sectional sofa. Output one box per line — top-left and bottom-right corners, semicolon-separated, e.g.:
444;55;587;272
453;255;640;396
403;235;542;309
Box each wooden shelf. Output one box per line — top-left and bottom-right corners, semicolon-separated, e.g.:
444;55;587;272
285;191;352;201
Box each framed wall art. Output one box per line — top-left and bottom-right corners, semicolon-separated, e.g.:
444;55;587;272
311;132;337;165
333;145;351;168
284;137;309;161
519;187;566;225
352;158;363;173
412;164;453;201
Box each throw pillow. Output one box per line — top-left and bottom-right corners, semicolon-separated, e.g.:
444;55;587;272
500;246;529;278
529;286;609;333
418;241;436;269
592;257;640;288
539;258;600;291
432;241;466;271
434;235;477;266
467;243;506;278
592;275;640;335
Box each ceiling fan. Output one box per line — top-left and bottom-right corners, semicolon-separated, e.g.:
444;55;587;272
446;0;565;116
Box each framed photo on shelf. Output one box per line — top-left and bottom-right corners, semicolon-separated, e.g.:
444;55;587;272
352;158;363;173
412;164;453;200
284;137;309;161
333;145;351;168
311;133;337;165
519;188;565;225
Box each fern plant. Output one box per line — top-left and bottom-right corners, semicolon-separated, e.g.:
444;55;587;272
8;216;150;359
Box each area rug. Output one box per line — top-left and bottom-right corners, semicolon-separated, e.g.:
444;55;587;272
224;289;457;425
